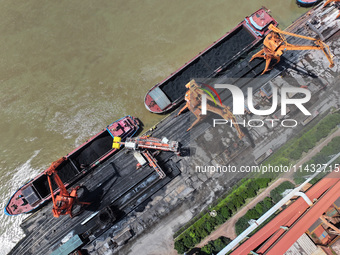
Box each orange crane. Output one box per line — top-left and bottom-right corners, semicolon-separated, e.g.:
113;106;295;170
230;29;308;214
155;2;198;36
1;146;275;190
177;80;244;139
112;136;180;179
324;0;340;19
249;24;334;75
140;150;166;179
45;157;90;218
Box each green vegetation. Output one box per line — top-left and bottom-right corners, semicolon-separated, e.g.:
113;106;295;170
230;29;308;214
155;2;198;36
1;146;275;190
270;181;295;203
199;236;231;255
174;178;271;254
235;181;294;235
294;136;340;184
176;236;231;255
263;112;340;171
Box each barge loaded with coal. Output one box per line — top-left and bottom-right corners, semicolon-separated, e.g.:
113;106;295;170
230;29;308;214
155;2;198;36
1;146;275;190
144;7;277;114
5;116;139;216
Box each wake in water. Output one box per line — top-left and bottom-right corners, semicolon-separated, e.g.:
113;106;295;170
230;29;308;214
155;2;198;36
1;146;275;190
0;150;42;255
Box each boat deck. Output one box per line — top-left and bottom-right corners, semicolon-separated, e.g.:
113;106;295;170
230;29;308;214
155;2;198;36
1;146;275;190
5;116;139;216
161;25;256;102
144;7;277;113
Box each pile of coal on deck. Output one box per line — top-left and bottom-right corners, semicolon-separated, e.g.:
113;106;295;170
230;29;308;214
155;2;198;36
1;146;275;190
160;25;255;102
72;133;113;168
33;161;80;198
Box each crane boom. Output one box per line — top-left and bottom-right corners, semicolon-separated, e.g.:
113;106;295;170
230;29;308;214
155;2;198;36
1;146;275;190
268;24;318;42
112;136;180;179
45;157;90;218
45;157;67;206
124;136;180;154
250;24;334;74
141;150;166;179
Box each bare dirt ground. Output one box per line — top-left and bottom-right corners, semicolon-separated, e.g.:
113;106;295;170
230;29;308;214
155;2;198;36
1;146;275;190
197;127;340;248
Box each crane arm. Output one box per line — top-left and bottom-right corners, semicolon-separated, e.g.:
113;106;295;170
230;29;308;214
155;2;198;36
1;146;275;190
45;157;70;203
45;157;66;175
47;175;56;207
268;24;318;42
282;44;324;51
282;41;334;67
321;47;335;67
52;172;69;196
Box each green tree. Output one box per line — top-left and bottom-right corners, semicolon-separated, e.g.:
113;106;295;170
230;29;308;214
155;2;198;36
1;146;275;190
195;225;208;240
270;189;281;203
182;234;194;249
234;195;245;208
248;180;259;192
174;239;187;254
220;206;231;219
235;217;249;235
245;186;257;198
263;197;273;210
276;181;294;194
245;208;260;220
239;189;250;200
220;236;232;245
255;202;264;215
300;137;314;152
273;157;290;167
209;216;218;226
204;221;213;233
289;147;303;160
215;214;225;225
226;201;236;213
256;178;271;189
200;242;214;255
212;238;226;252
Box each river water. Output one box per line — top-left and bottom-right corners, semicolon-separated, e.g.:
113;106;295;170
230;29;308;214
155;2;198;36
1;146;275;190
0;1;312;253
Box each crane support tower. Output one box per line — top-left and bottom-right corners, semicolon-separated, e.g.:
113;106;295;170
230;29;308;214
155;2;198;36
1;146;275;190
177;79;244;140
45;157;90;218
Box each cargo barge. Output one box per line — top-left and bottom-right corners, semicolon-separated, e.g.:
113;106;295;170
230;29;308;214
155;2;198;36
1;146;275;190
5;116;140;216
144;7;278;114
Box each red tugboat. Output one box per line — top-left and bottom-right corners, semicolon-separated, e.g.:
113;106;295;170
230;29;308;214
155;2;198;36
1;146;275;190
5;115;139;216
144;7;278;114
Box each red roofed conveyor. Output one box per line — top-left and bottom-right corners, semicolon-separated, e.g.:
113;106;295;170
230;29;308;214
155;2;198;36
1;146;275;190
231;170;340;255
